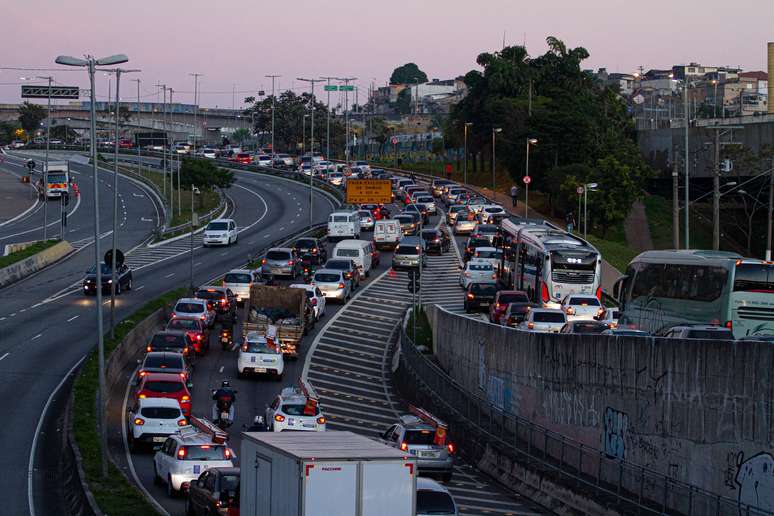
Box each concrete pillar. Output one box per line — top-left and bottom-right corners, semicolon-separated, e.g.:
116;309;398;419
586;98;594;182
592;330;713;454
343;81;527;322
769;42;774;114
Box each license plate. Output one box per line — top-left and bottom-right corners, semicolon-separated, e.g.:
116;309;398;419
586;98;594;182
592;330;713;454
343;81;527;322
250;356;256;363
481;302;490;306
193;465;200;474
288;418;295;426
419;451;438;458
255;367;267;373
152;436;166;443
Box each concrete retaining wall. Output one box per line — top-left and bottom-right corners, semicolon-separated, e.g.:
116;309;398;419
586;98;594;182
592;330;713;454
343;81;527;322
3;240;35;256
430;305;774;510
105;308;165;391
0;240;73;288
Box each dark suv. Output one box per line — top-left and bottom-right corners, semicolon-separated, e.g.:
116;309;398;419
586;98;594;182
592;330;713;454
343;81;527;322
464;283;499;313
194;286;236;317
421;228;450;255
293;237;327;265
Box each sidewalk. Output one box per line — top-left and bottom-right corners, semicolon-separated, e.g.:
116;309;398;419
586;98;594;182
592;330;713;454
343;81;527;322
0;165;37;225
623;200;653;253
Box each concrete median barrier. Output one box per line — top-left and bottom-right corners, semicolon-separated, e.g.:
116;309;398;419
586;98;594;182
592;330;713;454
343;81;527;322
0;240;73;288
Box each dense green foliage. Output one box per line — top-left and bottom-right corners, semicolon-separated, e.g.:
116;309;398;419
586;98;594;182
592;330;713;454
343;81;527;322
18;101;46;133
447;37;654;236
389;63;428;85
179;157;235;190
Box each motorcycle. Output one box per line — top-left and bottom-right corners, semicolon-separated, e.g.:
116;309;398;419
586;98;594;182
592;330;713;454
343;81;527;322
211;389;237;429
300;254;315;283
220;327;233;350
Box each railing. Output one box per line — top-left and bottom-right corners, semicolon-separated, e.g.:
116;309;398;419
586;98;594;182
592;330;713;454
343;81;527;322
158;186;227;238
394;327;770;516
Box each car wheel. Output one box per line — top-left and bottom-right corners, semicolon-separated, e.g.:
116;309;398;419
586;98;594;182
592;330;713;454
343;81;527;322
237;370;245;379
167;476;177;498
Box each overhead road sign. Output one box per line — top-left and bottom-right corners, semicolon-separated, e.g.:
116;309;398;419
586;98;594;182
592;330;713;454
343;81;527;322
340;85;355;91
324;85;338;91
346;179;392;204
21;85;80;99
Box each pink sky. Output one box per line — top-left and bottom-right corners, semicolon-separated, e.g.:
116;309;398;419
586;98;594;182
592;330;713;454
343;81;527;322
2;0;772;107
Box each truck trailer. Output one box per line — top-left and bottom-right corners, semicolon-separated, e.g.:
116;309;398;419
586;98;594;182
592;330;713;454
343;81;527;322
240;431;417;516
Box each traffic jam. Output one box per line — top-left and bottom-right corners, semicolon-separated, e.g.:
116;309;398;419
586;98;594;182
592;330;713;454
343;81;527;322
107;152;650;514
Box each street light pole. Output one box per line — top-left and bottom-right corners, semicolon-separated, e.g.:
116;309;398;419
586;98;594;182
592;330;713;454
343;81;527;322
265;75;280;155
768;157;774;261
684;81;690;249
491;128;501;194
463;122;472;184
56;52;130;480
298;78;324;227
190;73;203;151
131;78;141;177
190;185;198;292
321;76;336;159
525;138;537;218
43;76;52;241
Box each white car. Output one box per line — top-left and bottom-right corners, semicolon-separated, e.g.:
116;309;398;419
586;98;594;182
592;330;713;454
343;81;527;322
272;154;294;168
417;477;459;516
254;154;272;166
459;259;497;289
153;428;234;496
299;164;313;176
328;172;344;186
598;307;620;328
518;308;567;333
171;298;215;328
478;205;507;223
454;217;477;235
265;386;326;432
289;283;326;320
561;295;606;321
312;269;352;303
127;397;188;451
202;218;238;247
238;332;284;379
471;246;502;270
414;195;437;215
197;147;217;159
357;210;375;231
222;269;261;306
471;224;499;245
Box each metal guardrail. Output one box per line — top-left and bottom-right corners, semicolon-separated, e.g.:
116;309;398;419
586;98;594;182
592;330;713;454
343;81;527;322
394;326;769;516
159;186;226;237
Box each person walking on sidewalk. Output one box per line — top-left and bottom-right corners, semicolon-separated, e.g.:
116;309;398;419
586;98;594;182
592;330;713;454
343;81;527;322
510;185;519;208
565;211;576;234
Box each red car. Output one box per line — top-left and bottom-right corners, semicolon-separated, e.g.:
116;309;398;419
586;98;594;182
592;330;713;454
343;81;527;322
118;139;133;149
370;240;381;267
231;153;252;164
489;290;530;324
166;317;209;355
135;372;192;416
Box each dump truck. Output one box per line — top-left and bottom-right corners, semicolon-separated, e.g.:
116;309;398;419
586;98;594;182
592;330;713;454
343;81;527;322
242;284;312;358
240;431;417;516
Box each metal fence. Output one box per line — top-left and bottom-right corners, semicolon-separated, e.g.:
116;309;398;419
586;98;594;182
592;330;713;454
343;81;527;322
395;328;770;516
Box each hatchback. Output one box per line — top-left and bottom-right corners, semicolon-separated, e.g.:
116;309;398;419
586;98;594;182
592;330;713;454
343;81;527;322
135;372;192;416
146;331;194;357
324;259;360;289
518;309;567;333
464;283;498;313
311;269;352;303
127;397;188;450
489;290;530;324
262;248;301;278
165;318;208;355
459;259;497;289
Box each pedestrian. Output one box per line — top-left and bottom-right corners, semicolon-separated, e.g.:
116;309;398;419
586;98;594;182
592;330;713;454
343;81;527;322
510;185;519;208
565;211;576;234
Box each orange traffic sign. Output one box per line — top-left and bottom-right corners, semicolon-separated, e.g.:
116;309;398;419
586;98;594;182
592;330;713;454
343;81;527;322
346;179;392;204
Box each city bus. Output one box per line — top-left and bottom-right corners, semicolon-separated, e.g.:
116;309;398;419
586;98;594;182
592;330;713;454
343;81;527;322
499;217;603;308
613;250;774;338
42;161;71;199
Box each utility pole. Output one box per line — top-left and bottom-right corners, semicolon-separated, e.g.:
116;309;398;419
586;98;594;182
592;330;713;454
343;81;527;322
767;157;774;261
710;126;744;250
298;78;324;227
683;81;690;249
160;83;167;198
265;75;280;155
672;150;680;249
43;76;52;241
131;78;141;177
321;76;336;159
189;73;202;151
336;77;357;162
169;87;176;216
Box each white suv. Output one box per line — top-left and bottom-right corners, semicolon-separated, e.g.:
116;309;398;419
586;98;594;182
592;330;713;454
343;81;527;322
171;298;215;328
202;219;238;247
127;397;188;451
265;386;326;432
153;426;234;497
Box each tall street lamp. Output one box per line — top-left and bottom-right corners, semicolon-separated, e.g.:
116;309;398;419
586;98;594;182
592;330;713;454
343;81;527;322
20;75;53;240
583;182;599;238
491;128;502;195
189;73;203;151
189;185;200;292
265;75;281;156
524;138;538;217
55;52;129;480
463;122;472;184
712;79;719;118
298;78;324;227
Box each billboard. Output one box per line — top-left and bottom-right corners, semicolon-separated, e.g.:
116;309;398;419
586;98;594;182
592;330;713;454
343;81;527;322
21;85;80;99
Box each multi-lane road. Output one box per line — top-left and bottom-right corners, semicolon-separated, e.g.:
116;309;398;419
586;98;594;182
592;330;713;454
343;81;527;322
0;151;335;516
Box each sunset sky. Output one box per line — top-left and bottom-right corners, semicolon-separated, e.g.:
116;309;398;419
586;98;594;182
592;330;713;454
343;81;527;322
2;0;772;107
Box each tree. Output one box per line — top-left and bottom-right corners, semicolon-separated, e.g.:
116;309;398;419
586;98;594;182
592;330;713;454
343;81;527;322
394;88;412;115
0;121;20;145
369;118;391;157
232;128;251;144
18;102;46;135
180;158;235;190
118;105;132;124
389;63;428;85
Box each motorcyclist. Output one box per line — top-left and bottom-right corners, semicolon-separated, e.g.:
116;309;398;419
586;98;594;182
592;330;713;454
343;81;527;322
259;263;275;286
300;253;315;282
211;381;236;424
245;415;268;432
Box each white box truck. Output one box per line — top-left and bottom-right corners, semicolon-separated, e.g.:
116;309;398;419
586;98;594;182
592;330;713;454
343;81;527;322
240;431;417;516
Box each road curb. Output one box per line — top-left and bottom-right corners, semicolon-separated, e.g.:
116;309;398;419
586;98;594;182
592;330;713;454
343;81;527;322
0;240;74;289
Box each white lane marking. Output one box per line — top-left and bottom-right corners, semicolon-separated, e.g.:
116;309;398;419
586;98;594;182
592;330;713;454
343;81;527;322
0;317;5;321
135;285;145;291
264;234;271;238
66;315;79;322
164;273;175;278
0;187;82;240
279;227;285;231
0;352;9;361
194;262;202;266
0;195;39;228
20;308;26;312
28;354;87;516
220;252;228;256
218;366;224;373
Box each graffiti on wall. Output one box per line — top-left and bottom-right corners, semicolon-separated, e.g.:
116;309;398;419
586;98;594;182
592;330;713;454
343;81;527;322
603;407;629;460
735;452;774;514
541;388;600;428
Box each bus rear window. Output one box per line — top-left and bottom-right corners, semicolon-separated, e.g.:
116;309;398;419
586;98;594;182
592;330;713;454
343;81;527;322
733;264;774;292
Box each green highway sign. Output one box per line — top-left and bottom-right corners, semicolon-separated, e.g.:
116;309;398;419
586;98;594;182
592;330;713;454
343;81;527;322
340;85;355;91
324;85;338;91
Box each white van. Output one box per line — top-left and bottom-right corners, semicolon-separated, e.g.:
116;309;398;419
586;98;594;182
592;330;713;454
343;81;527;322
332;239;374;279
374;219;401;250
327;211;360;241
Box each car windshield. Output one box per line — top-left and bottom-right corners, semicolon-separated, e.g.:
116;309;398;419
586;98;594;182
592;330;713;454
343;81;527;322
140;406;181;419
468;263;492;271
87;263;113;275
500;293;529;304
325;261;350;270
395;216;413;224
295;239;315;248
573;323;606;333
167;319;199;331
143;380;183;393
48;173;67;183
417;490;456;514
314;273;341;283
175;303;203;313
477;226;497;233
686;330;733;340
421;232;439;240
569;297;600;306
151;334;186;349
196;290;224;300
266;251;291;260
396;245;420;255
467;239;489;248
476;250;502;259
404;429;435;445
332;215;350;223
224;273;251;284
281;403;320;416
180;445;227;461
417;197;433;203
471;284;498;295
221;475;240;492
336;248;359;257
143;355;183;369
244;339;278;354
207;222;228;231
534;312;566;323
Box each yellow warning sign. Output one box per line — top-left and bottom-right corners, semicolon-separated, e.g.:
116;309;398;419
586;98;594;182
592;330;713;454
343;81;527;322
345;179;392;204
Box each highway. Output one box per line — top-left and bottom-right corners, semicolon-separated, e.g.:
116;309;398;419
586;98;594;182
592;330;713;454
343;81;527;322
0;151;336;516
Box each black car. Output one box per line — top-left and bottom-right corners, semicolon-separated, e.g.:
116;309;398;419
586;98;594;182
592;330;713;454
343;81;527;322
501;302;541;327
194;286;236;316
293;237;327;264
186;467;240;516
82;262;133;295
421;228;450;255
404;203;428;224
560;320;609;334
464;283;499;313
463;237;491;262
146;331;194;357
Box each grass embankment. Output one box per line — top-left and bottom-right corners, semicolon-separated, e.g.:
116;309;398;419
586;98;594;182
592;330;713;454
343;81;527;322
132;166;221;228
407;306;433;352
0;239;59;268
644;194;715;250
72;287;188;515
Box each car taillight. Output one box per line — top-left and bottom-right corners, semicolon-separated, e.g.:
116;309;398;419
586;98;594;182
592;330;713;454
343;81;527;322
138;394;146;399
200;314;206;320
311;247;318;254
179;372;186;379
177;447;186;459
146;346;152;352
566;307;575;315
447;443;455;454
224;448;232;459
241;343;249;352
464;272;471;277
400;442;408;451
528;322;535;329
177;419;188;426
288;260;294;265
274;414;286;422
261;258;267;264
133;418;144;426
316;416;326;425
597;308;605;317
467;293;474;299
541;283;550;303
139;370;147;377
338;283;345;289
181;395;191;402
492;274;497;279
725;320;733;329
596;287;602;300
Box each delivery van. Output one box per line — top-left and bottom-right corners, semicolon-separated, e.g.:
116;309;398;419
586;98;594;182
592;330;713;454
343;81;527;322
374;219;401;250
332;239;374;279
327;211;360;241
